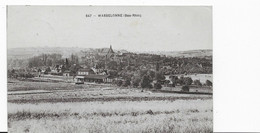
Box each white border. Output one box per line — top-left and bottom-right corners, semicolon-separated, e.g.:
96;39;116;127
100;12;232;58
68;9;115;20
0;0;213;6
0;5;7;132
2;0;260;132
214;0;260;132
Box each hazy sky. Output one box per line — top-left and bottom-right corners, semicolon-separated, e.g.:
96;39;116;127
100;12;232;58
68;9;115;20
7;6;212;51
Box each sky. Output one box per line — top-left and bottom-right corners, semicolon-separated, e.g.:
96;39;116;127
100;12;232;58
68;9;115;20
7;6;212;51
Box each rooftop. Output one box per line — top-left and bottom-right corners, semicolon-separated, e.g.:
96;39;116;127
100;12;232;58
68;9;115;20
84;74;110;80
78;68;92;72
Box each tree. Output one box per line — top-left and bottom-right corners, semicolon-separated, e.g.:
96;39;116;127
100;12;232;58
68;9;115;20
132;76;141;88
11;69;15;74
65;58;70;69
206;80;212;87
44;67;51;74
155;71;165;82
107;61;118;70
96;61;105;69
177;76;184;85
170;75;178;87
25;73;34;78
152;55;161;62
116;80;123;86
70;54;79;65
181;85;190;92
193;80;202;87
154;82;162;90
183;77;193;86
28;57;41;68
108;70;118;78
148;70;155;80
7;69;15;78
126;65;131;71
140;75;153;89
42;54;48;66
156;62;160;71
117;66;122;71
69;64;81;76
123;79;131;87
139;69;148;77
61;65;66;73
46;59;52;66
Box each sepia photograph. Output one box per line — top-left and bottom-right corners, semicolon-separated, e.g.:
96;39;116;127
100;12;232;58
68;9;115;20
7;6;212;133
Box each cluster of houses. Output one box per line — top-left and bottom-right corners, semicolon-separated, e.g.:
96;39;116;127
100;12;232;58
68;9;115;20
37;46;120;84
37;66;116;84
33;45;208;85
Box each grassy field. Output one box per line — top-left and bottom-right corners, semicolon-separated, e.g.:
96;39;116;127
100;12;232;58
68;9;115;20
8;80;213;133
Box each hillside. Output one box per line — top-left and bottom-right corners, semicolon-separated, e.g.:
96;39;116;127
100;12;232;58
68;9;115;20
134;49;212;58
7;47;212;60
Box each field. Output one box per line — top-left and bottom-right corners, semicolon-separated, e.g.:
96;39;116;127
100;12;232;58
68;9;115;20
8;79;213;133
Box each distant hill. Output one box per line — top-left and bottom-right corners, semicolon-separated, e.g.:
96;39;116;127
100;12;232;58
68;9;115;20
136;49;212;58
7;47;212;60
7;47;85;60
7;47;118;59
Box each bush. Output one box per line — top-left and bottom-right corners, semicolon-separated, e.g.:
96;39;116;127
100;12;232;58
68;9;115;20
25;73;34;78
177;76;184;85
154;82;162;90
140;75;153;89
206;80;212;87
111;79;117;85
132;77;141;88
172;83;175;87
116;80;123;87
123;79;131;87
170;75;178;86
181;85;190;92
193;80;202;86
155;71;165;81
183;77;193;86
44;67;51;74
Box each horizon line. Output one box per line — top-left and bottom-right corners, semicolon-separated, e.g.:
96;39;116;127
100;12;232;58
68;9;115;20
7;46;212;52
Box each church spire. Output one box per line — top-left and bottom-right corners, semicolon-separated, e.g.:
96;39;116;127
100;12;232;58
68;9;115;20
108;45;114;53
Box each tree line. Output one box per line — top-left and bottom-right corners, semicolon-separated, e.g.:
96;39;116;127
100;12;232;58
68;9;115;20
112;68;213;91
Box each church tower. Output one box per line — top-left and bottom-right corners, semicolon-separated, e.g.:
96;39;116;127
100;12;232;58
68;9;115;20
105;45;114;69
108;45;114;54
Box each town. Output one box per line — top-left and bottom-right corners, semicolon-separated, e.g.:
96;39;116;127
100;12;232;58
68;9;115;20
7;45;212;91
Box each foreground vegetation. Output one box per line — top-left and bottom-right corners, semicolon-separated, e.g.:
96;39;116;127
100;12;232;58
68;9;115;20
8;80;212;133
8;80;212;104
8;100;212;133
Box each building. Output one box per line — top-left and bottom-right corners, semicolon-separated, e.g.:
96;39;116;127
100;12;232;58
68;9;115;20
91;67;107;75
105;45;115;59
77;68;94;76
96;45;115;57
84;75;111;83
74;74;114;84
74;76;84;84
63;70;71;77
105;45;116;69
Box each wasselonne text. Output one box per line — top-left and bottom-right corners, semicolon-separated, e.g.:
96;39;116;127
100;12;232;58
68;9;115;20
86;14;142;18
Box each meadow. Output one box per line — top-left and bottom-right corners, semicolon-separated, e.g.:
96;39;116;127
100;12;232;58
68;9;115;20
8;80;213;133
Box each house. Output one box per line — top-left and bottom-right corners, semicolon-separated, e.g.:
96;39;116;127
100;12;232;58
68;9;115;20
74;76;84;84
91;67;107;75
77;68;94;76
97;45;115;57
63;70;71;77
84;75;114;83
74;74;114;84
